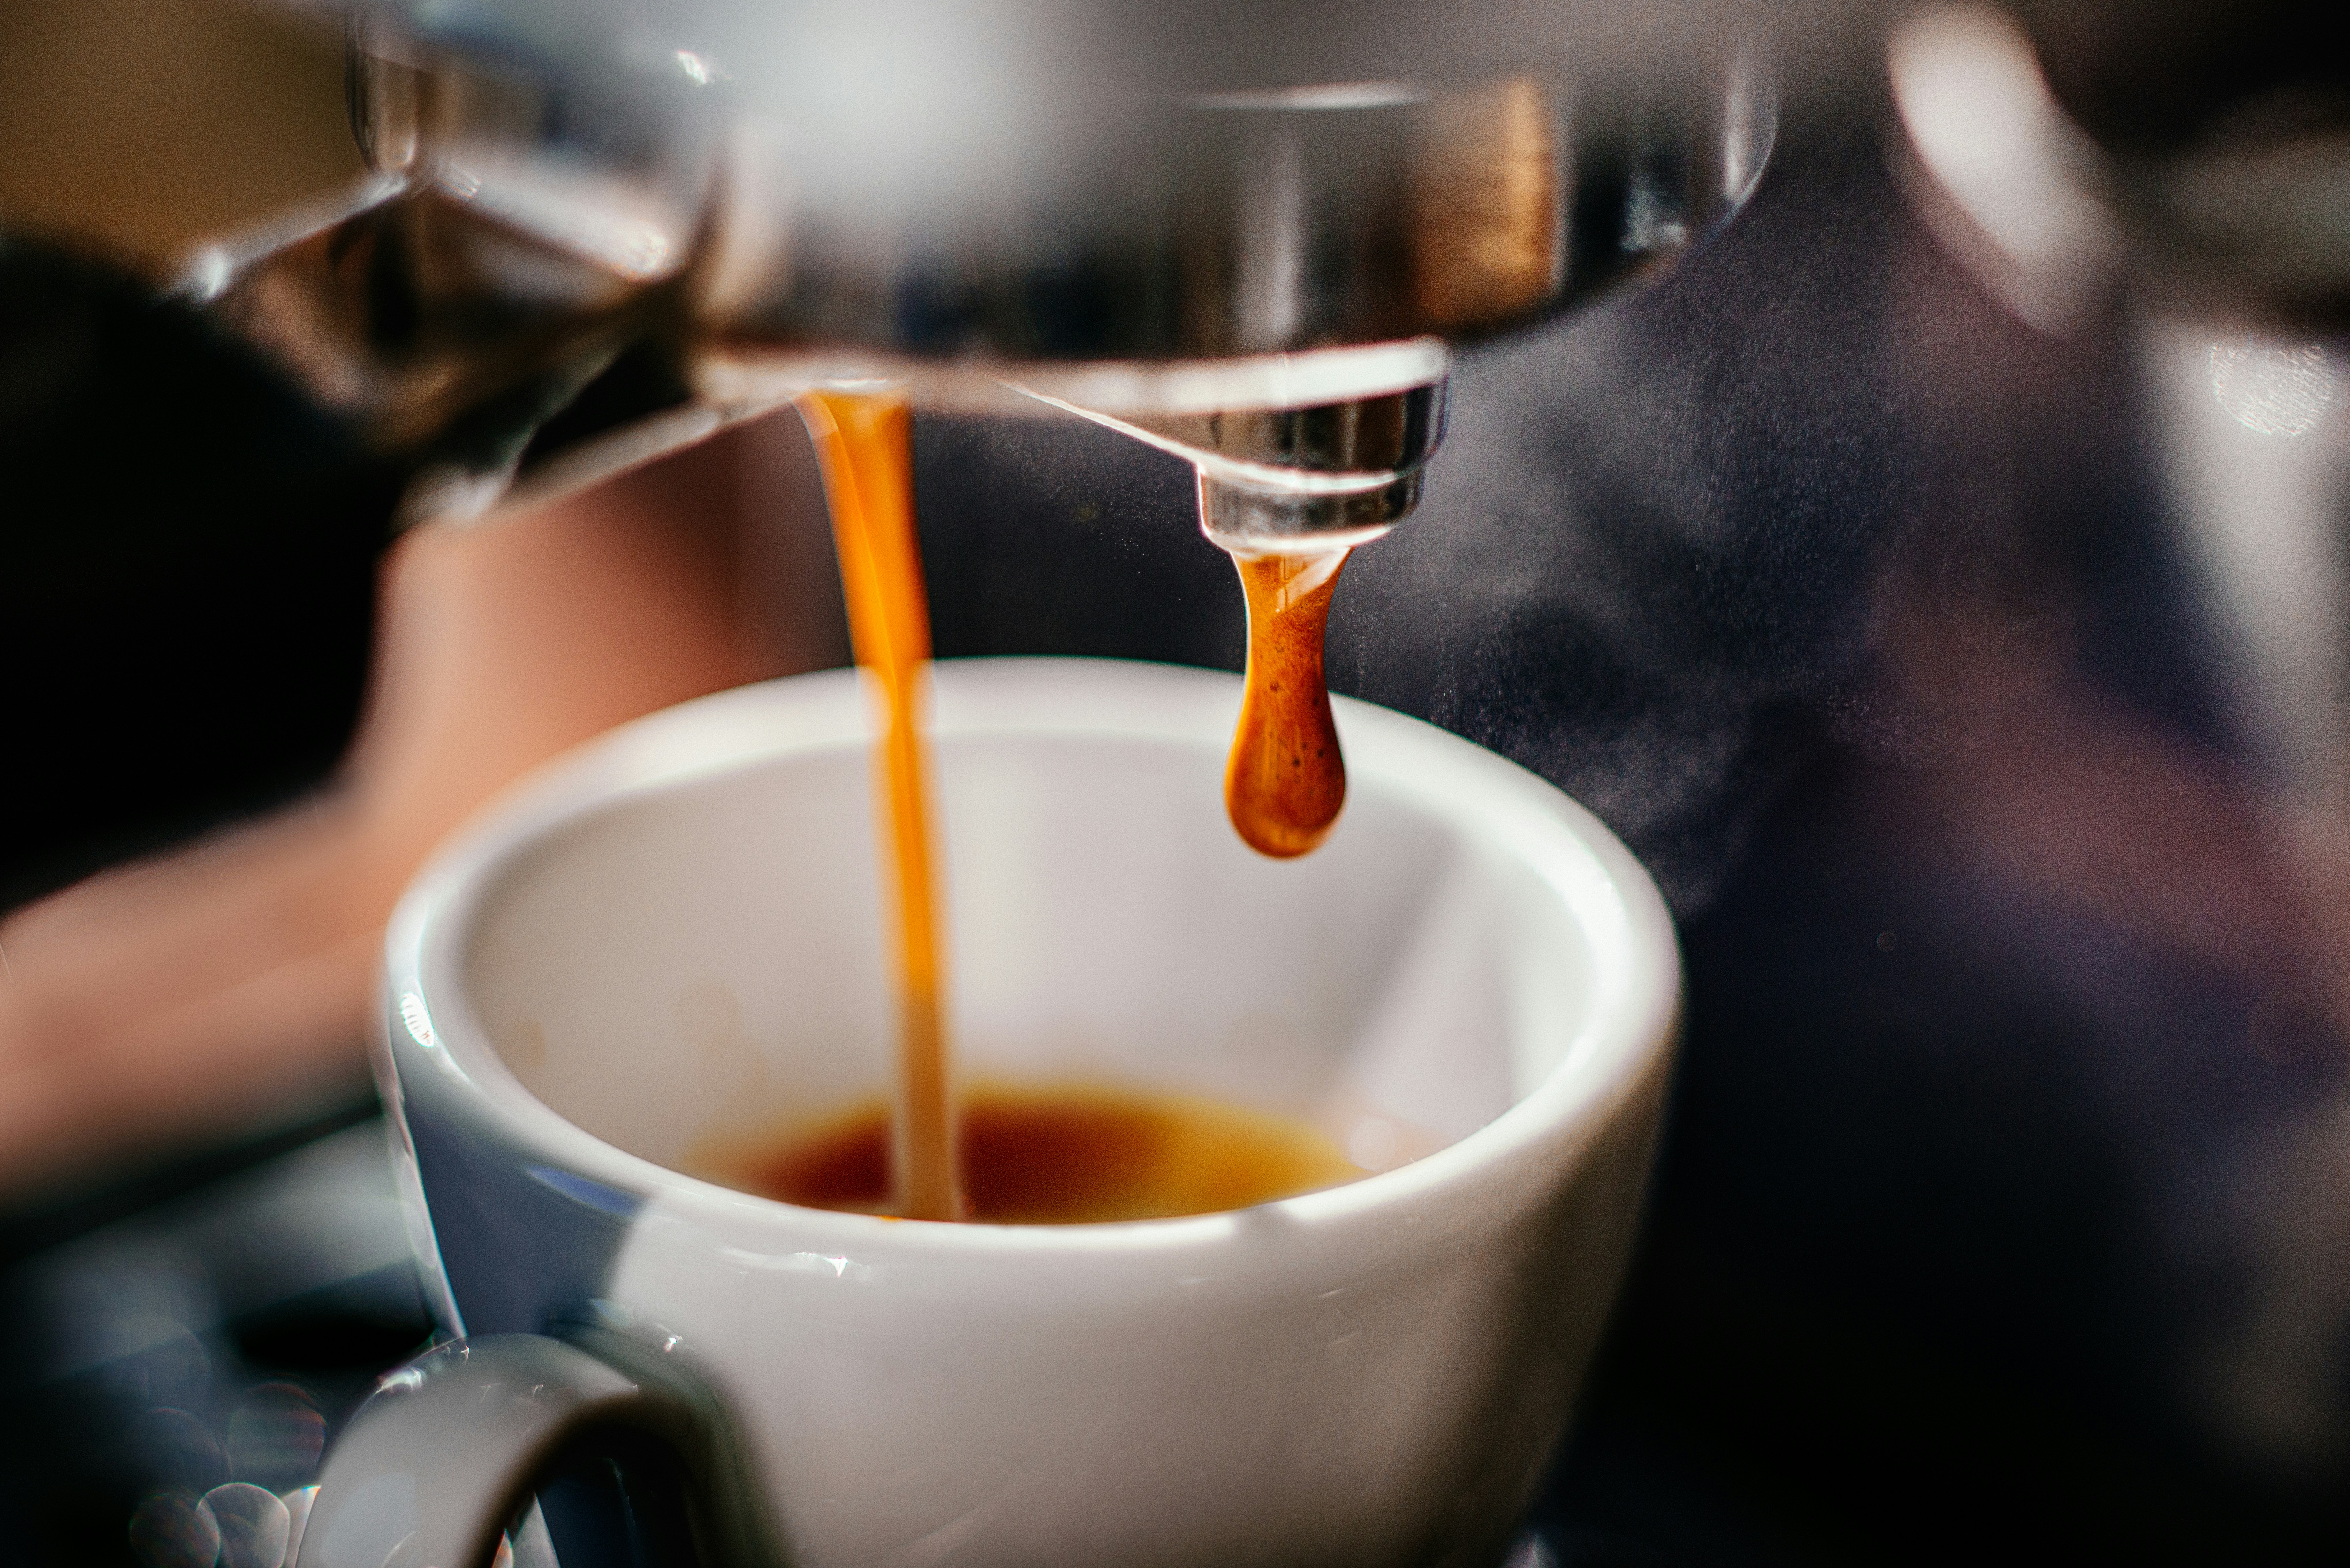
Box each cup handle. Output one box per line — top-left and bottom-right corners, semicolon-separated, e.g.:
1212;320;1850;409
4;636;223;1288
297;1327;775;1568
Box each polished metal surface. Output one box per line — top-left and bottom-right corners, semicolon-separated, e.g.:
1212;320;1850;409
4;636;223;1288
2006;0;2349;332
195;1;1789;539
1894;0;2350;334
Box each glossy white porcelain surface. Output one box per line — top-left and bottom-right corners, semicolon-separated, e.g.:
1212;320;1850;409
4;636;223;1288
380;658;1680;1568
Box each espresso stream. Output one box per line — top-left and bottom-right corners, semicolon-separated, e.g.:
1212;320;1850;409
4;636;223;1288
1226;549;1351;858
796;391;1360;1221
799;392;959;1221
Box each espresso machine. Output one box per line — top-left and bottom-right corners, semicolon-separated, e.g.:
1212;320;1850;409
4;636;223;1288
187;0;1797;554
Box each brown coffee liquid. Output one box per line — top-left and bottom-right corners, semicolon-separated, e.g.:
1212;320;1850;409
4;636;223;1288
795;396;1362;1218
1225;548;1351;859
712;1083;1364;1225
798;391;959;1222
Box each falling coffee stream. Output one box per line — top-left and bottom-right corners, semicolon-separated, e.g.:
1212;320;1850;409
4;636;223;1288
798;391;960;1221
1225;548;1352;859
798;393;1357;1217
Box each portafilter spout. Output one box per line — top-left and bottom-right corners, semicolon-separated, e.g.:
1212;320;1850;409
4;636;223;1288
191;0;1787;544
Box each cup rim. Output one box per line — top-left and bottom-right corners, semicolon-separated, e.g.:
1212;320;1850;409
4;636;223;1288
384;656;1681;1253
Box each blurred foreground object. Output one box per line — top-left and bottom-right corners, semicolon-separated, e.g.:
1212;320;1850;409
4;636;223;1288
0;390;839;1198
0;237;395;915
0;0;842;1190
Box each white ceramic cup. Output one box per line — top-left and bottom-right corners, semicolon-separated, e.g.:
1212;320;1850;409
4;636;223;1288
307;657;1679;1568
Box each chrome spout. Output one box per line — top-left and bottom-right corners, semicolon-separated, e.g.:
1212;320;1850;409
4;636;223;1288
1194;471;1423;554
1013;344;1447;552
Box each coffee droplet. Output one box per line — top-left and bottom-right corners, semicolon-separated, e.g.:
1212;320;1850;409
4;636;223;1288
1226;549;1350;858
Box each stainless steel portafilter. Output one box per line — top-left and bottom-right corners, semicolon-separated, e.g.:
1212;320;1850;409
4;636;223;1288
190;0;1787;550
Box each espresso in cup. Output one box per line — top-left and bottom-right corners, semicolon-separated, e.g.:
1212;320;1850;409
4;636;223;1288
697;1082;1367;1224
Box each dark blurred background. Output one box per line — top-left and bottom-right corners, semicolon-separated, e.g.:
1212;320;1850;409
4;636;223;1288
7;0;2350;1563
